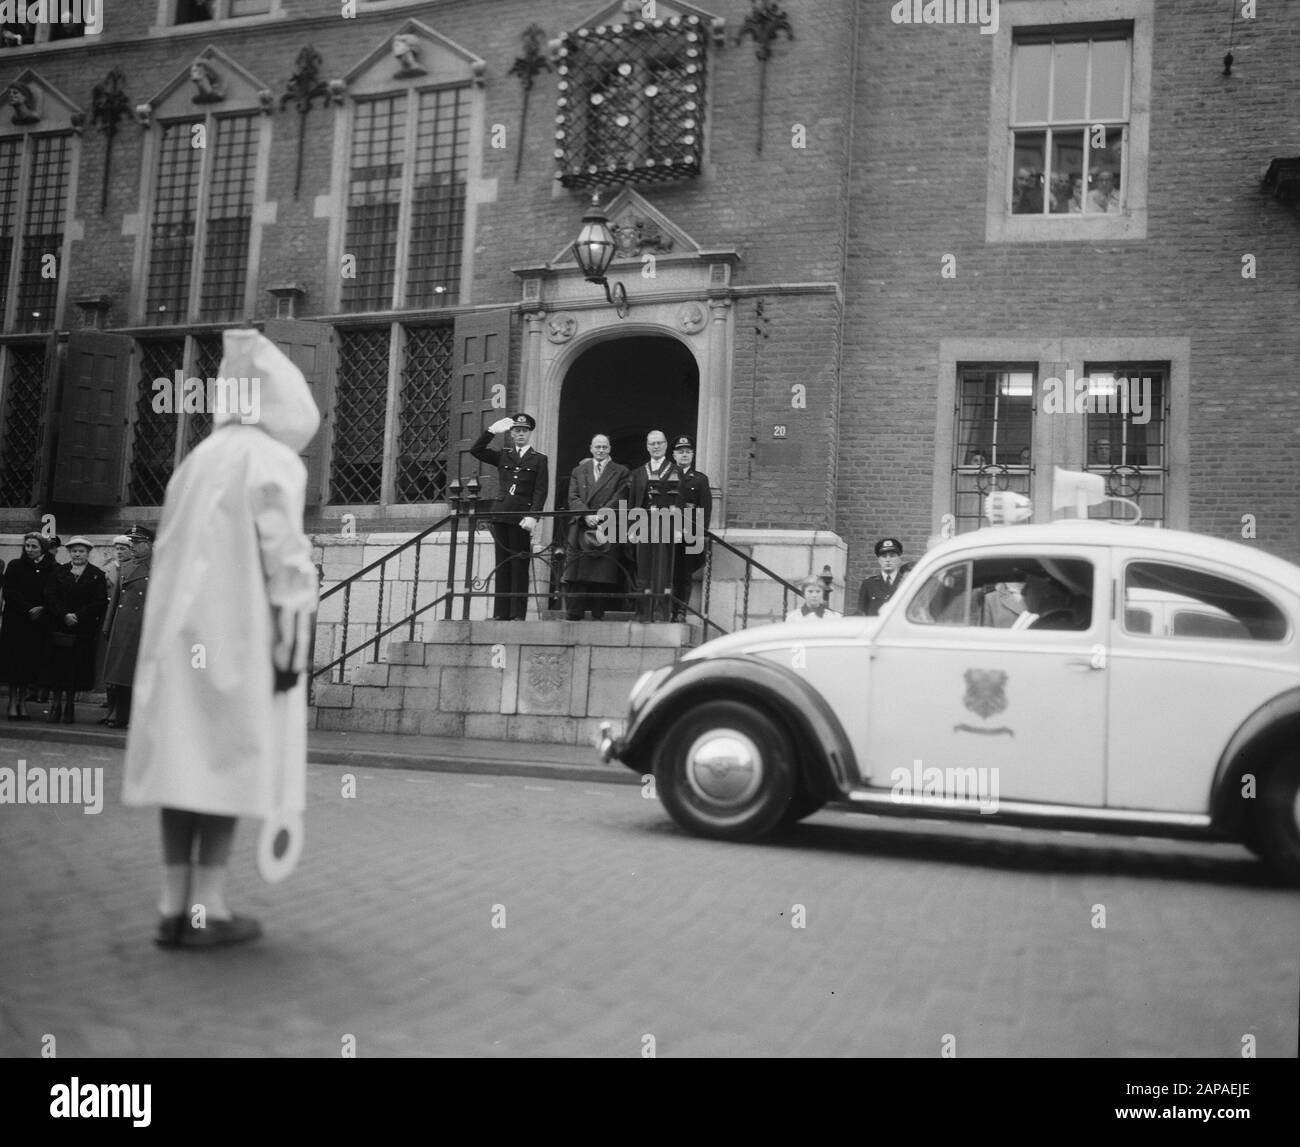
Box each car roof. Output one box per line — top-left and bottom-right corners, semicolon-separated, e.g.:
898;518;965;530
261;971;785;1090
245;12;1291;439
921;522;1300;593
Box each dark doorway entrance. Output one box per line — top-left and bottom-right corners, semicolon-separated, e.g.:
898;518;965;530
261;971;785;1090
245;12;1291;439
556;334;700;511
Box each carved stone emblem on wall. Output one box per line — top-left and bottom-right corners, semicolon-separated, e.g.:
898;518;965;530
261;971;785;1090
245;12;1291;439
545;313;578;343
678;302;706;334
527;651;567;699
392;34;427;78
611;216;675;259
189;60;226;104
7;80;42;125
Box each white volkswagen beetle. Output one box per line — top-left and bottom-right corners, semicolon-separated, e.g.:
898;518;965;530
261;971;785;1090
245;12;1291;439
601;508;1300;883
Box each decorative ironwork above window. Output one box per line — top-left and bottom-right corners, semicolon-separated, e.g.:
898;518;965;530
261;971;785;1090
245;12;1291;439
555;14;707;190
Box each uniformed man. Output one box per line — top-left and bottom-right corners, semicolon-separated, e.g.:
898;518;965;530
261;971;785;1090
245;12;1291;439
470;413;549;620
857;537;912;617
667;434;711;622
103;524;154;728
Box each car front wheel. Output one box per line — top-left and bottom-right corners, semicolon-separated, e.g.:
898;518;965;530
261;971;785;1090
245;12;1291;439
1254;750;1300;884
652;699;797;841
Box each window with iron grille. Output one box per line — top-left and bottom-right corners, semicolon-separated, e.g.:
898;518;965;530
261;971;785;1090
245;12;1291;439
0;343;46;506
395;323;453;503
186;333;223;452
555;14;706;191
342;89;468;313
1083;363;1167;526
0;131;72;333
952;366;1035;534
144;113;257;326
129;339;184;506
1009;28;1131;217
330;327;390;503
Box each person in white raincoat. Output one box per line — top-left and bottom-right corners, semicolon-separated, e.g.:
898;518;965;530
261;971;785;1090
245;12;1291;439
123;329;319;949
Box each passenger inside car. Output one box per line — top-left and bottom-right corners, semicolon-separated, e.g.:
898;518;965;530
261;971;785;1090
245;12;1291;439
1016;575;1088;630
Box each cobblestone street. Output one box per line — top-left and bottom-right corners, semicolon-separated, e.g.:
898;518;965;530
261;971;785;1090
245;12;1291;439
2;738;1296;1058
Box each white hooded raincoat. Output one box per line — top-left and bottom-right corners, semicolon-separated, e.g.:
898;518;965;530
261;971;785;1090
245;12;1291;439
123;330;320;820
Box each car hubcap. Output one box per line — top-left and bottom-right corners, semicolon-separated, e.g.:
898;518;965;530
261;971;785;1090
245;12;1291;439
684;729;762;808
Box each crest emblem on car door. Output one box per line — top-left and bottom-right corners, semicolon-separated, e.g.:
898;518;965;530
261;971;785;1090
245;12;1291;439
955;669;1013;735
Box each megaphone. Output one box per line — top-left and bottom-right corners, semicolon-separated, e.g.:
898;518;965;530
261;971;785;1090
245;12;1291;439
984;490;1033;526
1052;466;1141;524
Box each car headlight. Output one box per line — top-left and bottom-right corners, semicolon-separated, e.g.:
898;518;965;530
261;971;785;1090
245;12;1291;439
628;665;673;715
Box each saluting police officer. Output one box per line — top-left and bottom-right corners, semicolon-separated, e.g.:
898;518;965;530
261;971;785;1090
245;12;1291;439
857;537;913;617
470;413;550;620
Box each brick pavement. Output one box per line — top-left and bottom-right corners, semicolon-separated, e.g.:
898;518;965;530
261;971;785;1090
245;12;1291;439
1;732;1297;1058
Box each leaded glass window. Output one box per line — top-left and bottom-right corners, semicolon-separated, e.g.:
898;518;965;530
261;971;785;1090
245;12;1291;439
953;366;1035;534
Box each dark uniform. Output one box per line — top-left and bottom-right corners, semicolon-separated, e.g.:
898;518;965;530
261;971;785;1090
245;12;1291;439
103;525;154;727
470;414;549;620
857;537;913;617
667;436;712;622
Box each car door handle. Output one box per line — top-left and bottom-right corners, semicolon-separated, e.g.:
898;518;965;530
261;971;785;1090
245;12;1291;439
1067;658;1105;671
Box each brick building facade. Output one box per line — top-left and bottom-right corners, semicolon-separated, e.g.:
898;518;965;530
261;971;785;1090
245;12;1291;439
0;0;1296;600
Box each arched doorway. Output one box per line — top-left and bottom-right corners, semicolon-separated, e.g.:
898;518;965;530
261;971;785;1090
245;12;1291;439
556;334;700;510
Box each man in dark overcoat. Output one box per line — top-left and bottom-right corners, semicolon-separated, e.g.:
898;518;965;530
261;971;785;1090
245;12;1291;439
103;524;154;728
666;435;712;622
42;537;108;723
469;413;549;620
563;433;630;620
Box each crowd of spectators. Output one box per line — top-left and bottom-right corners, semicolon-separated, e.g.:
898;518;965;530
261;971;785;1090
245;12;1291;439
0;527;152;725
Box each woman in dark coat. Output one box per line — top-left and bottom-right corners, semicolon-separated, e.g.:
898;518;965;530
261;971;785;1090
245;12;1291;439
42;538;108;723
0;533;52;720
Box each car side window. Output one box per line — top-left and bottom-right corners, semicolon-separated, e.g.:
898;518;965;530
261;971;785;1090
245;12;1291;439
906;556;1094;631
1123;561;1286;641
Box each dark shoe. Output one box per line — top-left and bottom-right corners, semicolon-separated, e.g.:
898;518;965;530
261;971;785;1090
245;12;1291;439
97;716;114;725
591;613;605;621
154;914;185;949
566;613;583;621
179;914;263;949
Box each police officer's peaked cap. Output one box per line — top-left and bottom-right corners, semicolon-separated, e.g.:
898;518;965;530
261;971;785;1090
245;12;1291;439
510;412;536;431
671;435;694;451
127;524;156;543
874;537;903;556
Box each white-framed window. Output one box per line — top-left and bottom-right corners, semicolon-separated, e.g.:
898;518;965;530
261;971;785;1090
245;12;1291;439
1009;29;1130;217
984;0;1153;243
935;338;1188;533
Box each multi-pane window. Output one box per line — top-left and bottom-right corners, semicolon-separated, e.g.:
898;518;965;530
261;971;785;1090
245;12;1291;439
953;367;1035;533
556;14;706;190
144;113;257;325
1009;29;1130;216
175;0;272;23
1083;363;1167;526
128;339;184;505
0;343;47;506
342;89;469;313
0;132;72;333
330;323;457;504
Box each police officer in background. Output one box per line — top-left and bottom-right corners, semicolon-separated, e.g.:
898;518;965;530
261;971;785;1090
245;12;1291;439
470;413;549;620
857;537;912;617
102;524;154;728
